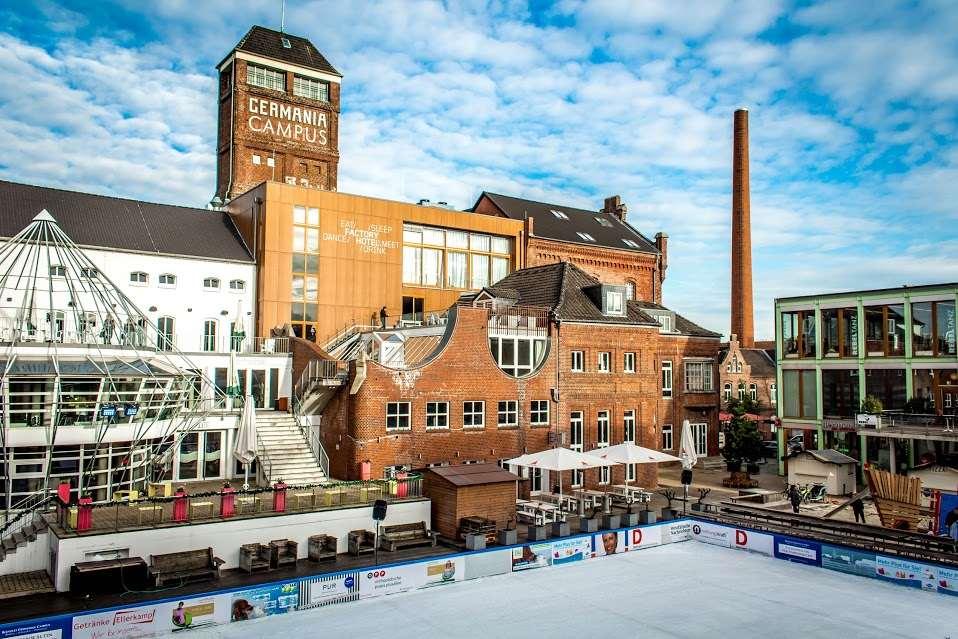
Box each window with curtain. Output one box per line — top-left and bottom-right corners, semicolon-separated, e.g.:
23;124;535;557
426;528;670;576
447;252;467;288
422;248;442;287
402;246;422;285
491;256;509;284
471;254;489;289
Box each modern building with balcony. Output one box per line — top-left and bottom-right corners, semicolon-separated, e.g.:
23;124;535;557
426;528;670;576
774;283;958;478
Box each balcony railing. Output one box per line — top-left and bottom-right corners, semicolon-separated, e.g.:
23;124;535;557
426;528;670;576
294;359;349;399
871;411;957;435
486;305;550;337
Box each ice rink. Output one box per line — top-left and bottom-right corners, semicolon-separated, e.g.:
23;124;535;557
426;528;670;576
191;542;957;639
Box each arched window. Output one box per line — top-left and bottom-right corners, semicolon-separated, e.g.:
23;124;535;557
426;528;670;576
229;279;246;292
723;383;732;402
50;265;66;277
625;280;636;301
770;383;777;406
738;384;746;400
159;273;176;287
157;316;175;351
130;271;148;285
203;277;220;290
749;383;757;401
203;319;217;352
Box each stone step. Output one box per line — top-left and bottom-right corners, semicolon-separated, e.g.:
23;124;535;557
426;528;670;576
2;538;17;553
11;533;26;547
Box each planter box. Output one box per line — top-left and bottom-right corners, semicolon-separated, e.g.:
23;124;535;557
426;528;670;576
497;529;518;546
691;502;704;512
527;524;550;541
639;510;657;524
620;512;639;527
601;514;621;530
579;518;599;533
660;507;674;521
551;522;570;538
465;533;486;550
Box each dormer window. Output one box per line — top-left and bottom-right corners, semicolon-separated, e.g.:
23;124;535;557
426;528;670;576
606;290;624;315
595;217;612;227
622;238;640;249
650;312;674;333
550;209;569;220
576;232;596;242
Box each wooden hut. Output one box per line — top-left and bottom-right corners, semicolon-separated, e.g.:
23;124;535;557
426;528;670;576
424;464;519;541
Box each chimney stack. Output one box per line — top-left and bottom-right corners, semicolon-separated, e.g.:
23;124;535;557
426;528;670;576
731;108;754;348
601;195;628;221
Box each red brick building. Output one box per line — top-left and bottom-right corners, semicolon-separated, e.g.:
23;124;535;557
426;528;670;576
316;262;720;486
216;26;341;201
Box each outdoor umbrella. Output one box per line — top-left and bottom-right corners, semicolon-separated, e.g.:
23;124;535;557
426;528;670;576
233;394;258;489
231;299;247;352
506;447;615;508
585;442;682;482
678;420;698;514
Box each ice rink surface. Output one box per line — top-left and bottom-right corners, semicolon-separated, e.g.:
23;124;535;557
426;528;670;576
191;542;957;639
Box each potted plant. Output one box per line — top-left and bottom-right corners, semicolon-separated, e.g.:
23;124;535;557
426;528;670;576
658;488;678;520
691;488;711;512
857;395;884;428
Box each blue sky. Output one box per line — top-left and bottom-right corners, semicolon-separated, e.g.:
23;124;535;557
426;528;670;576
1;0;957;339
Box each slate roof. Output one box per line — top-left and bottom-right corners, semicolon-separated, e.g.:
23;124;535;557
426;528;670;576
473;192;659;255
223;25;340;76
429;463;520;486
718;345;776;376
0;180;253;262
798;449;858;465
630;300;722;338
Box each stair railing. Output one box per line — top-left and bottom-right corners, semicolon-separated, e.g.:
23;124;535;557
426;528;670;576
255;432;273;484
292;395;331;479
1;492;54;539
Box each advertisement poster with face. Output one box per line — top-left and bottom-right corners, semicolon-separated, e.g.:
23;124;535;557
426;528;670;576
230;582;299;622
731;529;773;557
691;522;732;548
168;597;226;632
627;526;662;551
360;558;463;598
820;545;877;578
594;531;625;556
511;543;553;571
550;537;591;565
773;535;821;566
875;556;938;591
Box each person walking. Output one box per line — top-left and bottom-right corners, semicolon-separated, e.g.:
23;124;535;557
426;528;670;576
379;306;388;329
788;485;801;514
851;497;866;524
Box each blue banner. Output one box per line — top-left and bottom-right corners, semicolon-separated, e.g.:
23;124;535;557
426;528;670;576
0;617;70;639
938;493;958;540
773;534;821;566
820;544;876;578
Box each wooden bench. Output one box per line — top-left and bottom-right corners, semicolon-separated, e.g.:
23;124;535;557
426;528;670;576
149;548;223;587
239;543;271;574
269;539;298;568
348;529;376;556
308;534;338;562
379;521;437;552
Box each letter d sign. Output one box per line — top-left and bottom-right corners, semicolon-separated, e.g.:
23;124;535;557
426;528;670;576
632;529;643;545
735;530;748;546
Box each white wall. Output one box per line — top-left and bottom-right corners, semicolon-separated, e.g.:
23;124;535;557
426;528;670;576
0;531;51;576
50;499;431;591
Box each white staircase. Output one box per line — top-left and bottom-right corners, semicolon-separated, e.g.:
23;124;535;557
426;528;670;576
256;411;328;485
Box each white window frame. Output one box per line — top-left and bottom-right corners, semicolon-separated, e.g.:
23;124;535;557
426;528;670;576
252;154;261;165
571;350;584;372
202;319;217;352
463;401;485;429
129;271;148;285
50;265;66;277
597;411;610;447
570;411;584;487
426;401;449;430
497;400;518;428
530;400;549;426
158;273;176;288
293;74;329;101
576;231;596;242
770;383;777;406
691;422;708;456
662;424;673;451
623;352;636;374
247;63;286;91
597;351;611;373
606;290;625;315
684;360;713;393
386;402;411;431
749;383;757;401
662;360;673;397
724;383;732;402
738;385;746;400
203;277;220;290
229;279;246;292
623;410;636;443
81;267;98;279
550;209;569;220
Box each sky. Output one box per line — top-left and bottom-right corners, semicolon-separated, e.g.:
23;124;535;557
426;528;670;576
1;0;957;340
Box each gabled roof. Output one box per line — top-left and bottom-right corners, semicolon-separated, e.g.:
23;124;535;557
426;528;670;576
222;25;340;76
630;300;722;338
429;463;520;486
719;343;776;376
474;192;659;255
796;449;858;465
0;180;253;262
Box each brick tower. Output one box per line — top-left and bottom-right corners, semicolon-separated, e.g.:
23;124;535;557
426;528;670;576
731;108;754;348
215;25;341;202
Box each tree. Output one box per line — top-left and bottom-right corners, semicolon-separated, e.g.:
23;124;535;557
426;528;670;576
722;395;764;474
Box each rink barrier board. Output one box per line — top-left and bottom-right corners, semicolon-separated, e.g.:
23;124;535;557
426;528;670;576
688;519;958;597
0;519;693;639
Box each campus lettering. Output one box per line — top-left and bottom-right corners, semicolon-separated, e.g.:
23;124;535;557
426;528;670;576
248;97;329;145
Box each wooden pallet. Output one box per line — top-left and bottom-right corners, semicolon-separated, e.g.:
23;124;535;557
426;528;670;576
865;468;930;530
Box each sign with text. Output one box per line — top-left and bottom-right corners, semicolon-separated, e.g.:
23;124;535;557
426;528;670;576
512;543;553;571
361;558;463;597
691;522;732;548
665;521;692;543
322;219;398;255
230;582;299;622
550;537;591;565
731;528;773;557
73;595;231;639
301;572;359;609
247;97;329;145
875;556;937;591
773;535;821;566
0;620;67;639
821;545;876;578
627;526;663;551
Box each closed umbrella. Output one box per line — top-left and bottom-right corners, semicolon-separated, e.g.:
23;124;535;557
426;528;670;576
231;299;246;352
678;420;698;514
233;394;257;489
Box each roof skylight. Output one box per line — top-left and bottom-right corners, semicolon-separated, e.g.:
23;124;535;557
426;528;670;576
595;217;612;227
550;209;569;220
281;37;292;48
576;232;596;242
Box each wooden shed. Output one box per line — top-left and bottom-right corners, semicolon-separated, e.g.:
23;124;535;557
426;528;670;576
424;464;519;541
787;449;858;495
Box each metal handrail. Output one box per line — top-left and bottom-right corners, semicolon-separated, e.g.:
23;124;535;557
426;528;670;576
1;493;55;538
255;432;272;483
292;396;331;479
294;358;348;399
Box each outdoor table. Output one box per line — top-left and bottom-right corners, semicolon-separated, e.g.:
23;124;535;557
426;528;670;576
189;500;214;519
574;489;605;509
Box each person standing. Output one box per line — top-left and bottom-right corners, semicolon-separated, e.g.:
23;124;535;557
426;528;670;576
379;306;388;329
851;497;866;524
788;485;801;514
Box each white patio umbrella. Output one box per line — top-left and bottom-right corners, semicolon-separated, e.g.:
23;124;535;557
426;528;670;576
233;394;257;489
678;420;698;514
506;447;615;507
586;442;682;484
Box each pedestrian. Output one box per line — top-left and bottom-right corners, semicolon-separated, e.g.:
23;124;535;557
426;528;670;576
788;485;801;514
851;497;866;524
379;306;388;329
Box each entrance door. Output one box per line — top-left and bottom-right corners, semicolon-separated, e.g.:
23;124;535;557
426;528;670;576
691;423;708;456
401;296;424;326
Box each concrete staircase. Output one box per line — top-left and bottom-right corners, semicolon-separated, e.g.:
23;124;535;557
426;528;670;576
256;411;328;485
0;514;48;570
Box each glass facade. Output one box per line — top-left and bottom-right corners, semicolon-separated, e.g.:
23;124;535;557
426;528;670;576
911;300;956;357
782;310;815;358
821;369;859;417
782;369;816;419
821;307;858;357
291;205;320;341
864;368;907;411
402;224;510;290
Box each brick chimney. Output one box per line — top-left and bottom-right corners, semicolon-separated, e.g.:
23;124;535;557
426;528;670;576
601;195;628;221
731;108;754;348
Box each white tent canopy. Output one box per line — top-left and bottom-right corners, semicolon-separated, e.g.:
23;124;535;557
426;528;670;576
585;442;682;465
506;447;616;472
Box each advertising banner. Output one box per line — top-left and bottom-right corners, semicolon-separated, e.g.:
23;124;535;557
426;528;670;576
936;565;958;596
627;526;662;551
773;535;821;566
464;549;512;580
664;520;692;543
550;537;591;565
593;531;626;556
299;572;360;609
229;581;299;622
511;543;553;571
73;595;231;639
938;493;958;540
731;528;773;557
0;619;69;639
691;522;732;548
820;545;877;578
875;556;937;591
360;557;463;597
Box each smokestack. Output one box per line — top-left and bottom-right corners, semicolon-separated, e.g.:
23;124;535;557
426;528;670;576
731;108;754;348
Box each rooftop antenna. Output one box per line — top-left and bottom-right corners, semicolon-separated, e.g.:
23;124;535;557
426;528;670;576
281;0;286;32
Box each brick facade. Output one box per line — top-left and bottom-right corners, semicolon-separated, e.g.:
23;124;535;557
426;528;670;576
731;108;754;348
217;57;340;201
719;335;777;436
